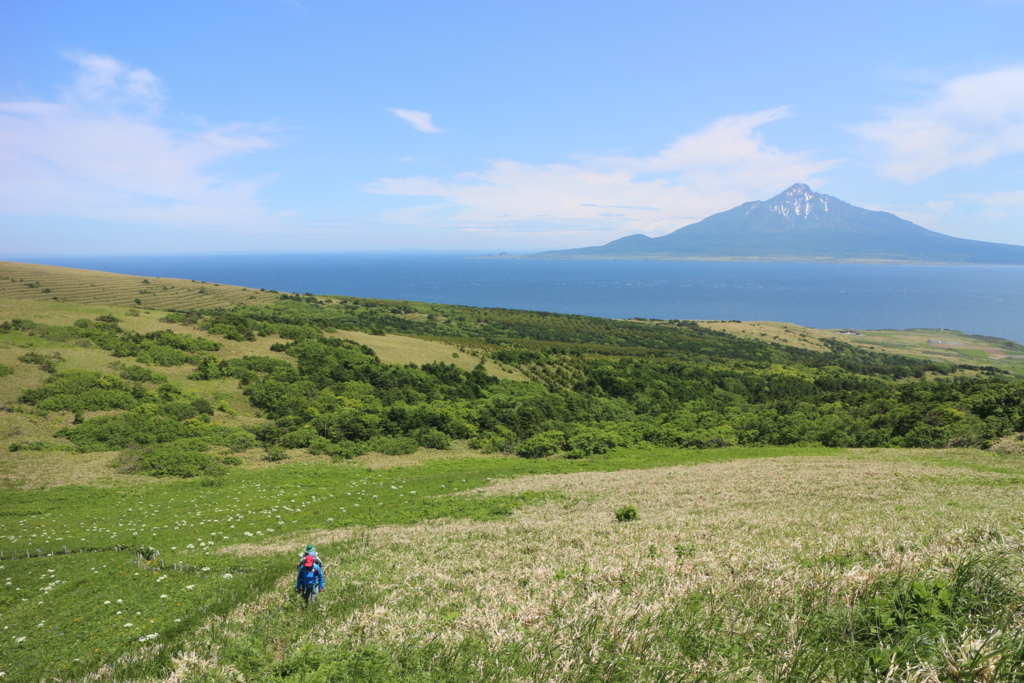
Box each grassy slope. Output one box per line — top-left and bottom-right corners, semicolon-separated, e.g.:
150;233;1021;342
5;445;1024;682
697;319;1024;375
3;263;1024;681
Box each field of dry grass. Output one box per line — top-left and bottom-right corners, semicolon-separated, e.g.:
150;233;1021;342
130;446;1023;682
234;449;1022;636
325;329;524;380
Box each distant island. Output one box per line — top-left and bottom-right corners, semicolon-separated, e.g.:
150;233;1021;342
530;184;1024;264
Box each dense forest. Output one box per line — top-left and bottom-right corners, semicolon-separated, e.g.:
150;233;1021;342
6;293;1023;476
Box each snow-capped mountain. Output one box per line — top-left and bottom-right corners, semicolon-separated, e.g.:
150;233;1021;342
534;184;1024;264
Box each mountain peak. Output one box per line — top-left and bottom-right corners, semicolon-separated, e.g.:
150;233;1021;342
782;183;813;196
755;183;833;220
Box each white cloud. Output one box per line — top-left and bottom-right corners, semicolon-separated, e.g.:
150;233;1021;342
365;107;838;239
854;66;1024;182
0;52;281;229
63;51;164;110
389;108;440;133
958;189;1024;207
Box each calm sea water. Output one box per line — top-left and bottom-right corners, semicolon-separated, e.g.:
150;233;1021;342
11;253;1024;343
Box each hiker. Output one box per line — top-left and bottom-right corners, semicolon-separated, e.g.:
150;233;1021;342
299;543;323;569
295;554;325;605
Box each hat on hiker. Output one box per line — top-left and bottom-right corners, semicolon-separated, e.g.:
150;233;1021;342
306;544;314;551
304;555;315;568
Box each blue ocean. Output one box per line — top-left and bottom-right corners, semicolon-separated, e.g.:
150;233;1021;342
11;253;1024;344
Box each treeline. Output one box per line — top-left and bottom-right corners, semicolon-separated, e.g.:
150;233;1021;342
5;301;1023;477
200;336;1024;457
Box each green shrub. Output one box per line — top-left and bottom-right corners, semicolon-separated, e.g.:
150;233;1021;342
0;363;14;378
614;505;638;522
367;435;419;456
307;437;369;460
18;351;62;374
134;343;193;367
415;428;452;450
56;411;215;452
116;440;226;478
223;429;258;452
108;361;165;383
20;370;138;413
220;455;243;466
566;427;623;458
517;430;565;459
469;426;515;454
281;428;318;448
264;445;290;461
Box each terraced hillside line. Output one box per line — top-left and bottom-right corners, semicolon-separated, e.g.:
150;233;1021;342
0;261;279;310
699;319;1024;375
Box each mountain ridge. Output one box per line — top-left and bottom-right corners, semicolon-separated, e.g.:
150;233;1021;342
531;184;1024;264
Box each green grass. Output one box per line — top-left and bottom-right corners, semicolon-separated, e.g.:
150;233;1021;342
0;446;838;559
0;550;288;681
0;445;835;682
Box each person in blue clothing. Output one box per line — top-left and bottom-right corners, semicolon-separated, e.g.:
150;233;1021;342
296;554;325;605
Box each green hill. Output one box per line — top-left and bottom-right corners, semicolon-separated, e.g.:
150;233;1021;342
5;263;1024;681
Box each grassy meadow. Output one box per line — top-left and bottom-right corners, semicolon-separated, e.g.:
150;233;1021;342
2;261;1024;681
698;320;1024;375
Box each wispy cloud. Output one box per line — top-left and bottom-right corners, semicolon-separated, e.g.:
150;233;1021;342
961;189;1024;206
63;51;164;110
853;66;1024;182
389;108;440;133
365;107;838;240
0;52;282;229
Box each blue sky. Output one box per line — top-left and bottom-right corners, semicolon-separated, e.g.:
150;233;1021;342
2;0;1024;254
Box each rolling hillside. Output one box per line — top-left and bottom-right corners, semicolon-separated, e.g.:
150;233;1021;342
3;262;1024;681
